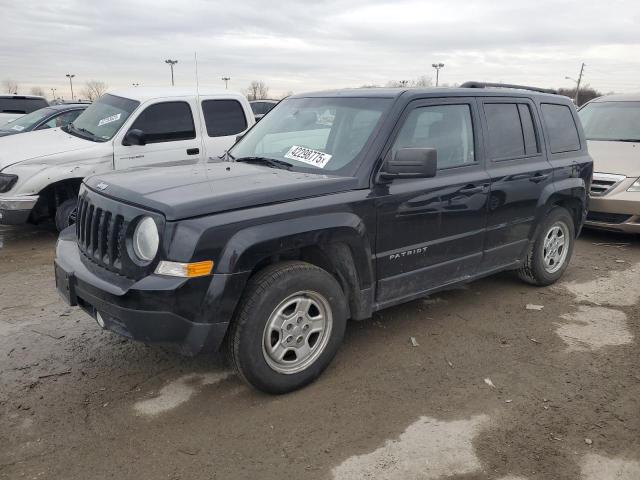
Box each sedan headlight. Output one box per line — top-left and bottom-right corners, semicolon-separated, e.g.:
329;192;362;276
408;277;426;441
132;216;159;261
628;178;640;192
0;174;18;193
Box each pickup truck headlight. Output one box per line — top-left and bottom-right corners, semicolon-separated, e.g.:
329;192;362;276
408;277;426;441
0;174;18;193
628;178;640;192
132;216;159;261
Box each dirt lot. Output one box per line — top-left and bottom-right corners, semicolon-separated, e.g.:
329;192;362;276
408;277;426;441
1;224;638;480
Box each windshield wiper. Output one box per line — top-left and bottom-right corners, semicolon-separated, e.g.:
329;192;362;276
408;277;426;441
65;123;102;142
235;156;293;170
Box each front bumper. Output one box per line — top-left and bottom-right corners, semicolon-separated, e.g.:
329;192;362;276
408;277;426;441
0;195;38;225
586;188;640;234
54;229;245;356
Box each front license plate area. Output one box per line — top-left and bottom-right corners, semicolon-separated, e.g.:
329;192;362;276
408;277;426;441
54;262;77;306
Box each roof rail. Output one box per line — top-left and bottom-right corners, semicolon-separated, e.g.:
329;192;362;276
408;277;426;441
460;81;557;95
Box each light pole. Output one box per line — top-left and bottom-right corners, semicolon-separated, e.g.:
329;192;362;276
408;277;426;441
566;62;585;105
221;76;231;89
431;63;444;87
66;74;75;100
132;83;140;87
165;59;178;86
50;88;57;100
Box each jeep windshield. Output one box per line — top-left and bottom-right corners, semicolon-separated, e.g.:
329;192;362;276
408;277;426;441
579;101;640;142
229;96;392;174
66;94;139;142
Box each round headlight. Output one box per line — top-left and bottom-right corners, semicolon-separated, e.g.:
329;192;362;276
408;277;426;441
133;216;159;262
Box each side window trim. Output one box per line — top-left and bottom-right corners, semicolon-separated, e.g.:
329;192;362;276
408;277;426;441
481;97;543;163
126;100;196;145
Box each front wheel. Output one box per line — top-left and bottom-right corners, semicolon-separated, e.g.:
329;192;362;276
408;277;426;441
228;261;348;394
54;198;78;232
518;206;575;286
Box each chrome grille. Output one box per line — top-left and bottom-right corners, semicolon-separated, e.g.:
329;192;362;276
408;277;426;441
76;196;126;272
590;173;626;197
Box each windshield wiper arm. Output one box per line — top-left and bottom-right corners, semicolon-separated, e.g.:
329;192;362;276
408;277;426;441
66;123;101;142
235;156;293;170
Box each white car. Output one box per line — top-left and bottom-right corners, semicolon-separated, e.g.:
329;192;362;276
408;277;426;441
0;87;254;230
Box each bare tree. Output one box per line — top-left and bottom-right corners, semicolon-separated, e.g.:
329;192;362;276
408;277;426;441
413;75;432;88
81;80;108;101
245;80;270;101
2;79;18;94
386;76;433;88
557;84;602;106
30;86;46;97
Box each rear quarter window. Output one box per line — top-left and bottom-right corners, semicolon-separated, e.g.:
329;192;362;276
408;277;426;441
541;103;581;154
202;100;247;137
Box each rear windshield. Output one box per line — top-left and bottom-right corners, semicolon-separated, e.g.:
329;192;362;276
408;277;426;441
0;97;48;114
578;101;640;142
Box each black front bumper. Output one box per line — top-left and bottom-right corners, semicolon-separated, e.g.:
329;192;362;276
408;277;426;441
0;207;32;225
54;230;245;356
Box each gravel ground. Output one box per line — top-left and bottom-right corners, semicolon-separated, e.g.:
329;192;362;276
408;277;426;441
0;224;638;480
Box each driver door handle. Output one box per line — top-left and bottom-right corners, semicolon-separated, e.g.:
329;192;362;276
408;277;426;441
459;184;488;194
187;148;200;155
529;173;550;183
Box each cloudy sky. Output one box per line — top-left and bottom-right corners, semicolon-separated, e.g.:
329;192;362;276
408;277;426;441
2;0;639;99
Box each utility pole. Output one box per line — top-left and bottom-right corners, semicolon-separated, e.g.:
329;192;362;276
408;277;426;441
165;59;178;86
574;63;585;105
432;63;445;87
221;76;231;89
66;74;75;100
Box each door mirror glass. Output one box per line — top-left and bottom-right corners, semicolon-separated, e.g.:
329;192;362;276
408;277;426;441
123;129;146;146
381;148;437;179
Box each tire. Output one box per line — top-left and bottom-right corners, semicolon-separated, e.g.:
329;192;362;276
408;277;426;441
54;198;78;232
518;206;575;286
228;261;348;394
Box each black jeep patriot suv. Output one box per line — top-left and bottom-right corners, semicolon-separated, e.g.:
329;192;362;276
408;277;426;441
55;83;593;393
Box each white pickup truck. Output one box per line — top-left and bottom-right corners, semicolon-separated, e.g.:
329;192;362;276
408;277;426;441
0;87;254;230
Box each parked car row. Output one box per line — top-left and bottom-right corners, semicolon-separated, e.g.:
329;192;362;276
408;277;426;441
1;82;637;394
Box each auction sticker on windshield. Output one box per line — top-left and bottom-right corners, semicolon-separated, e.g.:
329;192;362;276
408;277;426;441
98;113;121;126
284;145;332;168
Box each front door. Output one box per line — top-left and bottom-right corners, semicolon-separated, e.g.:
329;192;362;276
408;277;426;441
113;100;202;169
374;98;490;305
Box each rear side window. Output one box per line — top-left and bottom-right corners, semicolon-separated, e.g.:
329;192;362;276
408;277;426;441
202;100;247;137
392;104;475;169
541;103;581;153
484;103;540;160
129;101;196;144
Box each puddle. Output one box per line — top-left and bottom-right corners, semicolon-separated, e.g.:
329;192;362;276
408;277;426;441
563;263;640;307
332;414;489;479
133;372;231;417
556;306;633;351
581;453;640;479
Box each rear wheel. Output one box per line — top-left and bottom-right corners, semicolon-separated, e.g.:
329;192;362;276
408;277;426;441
228;261;348;394
518;207;575;286
54;198;78;232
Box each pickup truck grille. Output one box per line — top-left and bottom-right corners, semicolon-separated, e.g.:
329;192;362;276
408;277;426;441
76;196;126;273
590;173;626;197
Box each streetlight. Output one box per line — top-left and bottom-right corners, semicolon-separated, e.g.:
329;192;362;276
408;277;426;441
165;59;178;86
66;74;75;100
50;88;57;100
431;63;444;87
221;76;231;89
132;83;140;87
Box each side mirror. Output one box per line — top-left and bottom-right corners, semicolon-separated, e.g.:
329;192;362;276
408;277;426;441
381;148;437;179
123;129;146;146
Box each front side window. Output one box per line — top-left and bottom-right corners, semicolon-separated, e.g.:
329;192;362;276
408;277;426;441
70;94;139;142
39;109;83;130
578;101;640;142
392;104;475;169
128;101;196;144
541;103;581;153
230;97;391;174
202;100;247;137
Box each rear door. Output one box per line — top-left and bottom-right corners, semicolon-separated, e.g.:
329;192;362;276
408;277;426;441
479;97;554;269
374;97;490;305
113;99;202;169
200;98;250;159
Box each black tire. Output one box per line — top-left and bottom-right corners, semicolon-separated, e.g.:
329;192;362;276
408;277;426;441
518;206;575;286
54;198;78;232
228;261;348;394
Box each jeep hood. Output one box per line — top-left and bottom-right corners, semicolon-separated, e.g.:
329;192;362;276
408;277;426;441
587;140;640;177
0;127;98;171
85;162;359;221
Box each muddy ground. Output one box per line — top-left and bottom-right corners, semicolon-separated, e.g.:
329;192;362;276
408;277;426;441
0;225;638;480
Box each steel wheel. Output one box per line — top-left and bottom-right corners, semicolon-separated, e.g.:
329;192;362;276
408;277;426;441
262;290;333;375
542;221;570;274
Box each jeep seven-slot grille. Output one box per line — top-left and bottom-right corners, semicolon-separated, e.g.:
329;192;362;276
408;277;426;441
590;173;626;197
76;196;126;273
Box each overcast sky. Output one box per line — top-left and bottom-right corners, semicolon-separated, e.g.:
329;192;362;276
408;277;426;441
2;0;639;99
